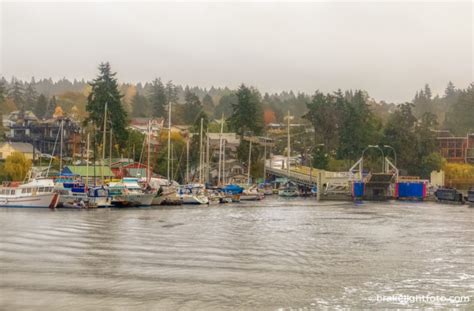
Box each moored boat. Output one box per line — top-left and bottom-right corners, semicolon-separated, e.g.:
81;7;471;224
241;185;264;201
109;178;155;207
467;188;474;207
278;182;299;197
434;187;464;204
0;178;59;208
178;184;209;205
258;183;274;195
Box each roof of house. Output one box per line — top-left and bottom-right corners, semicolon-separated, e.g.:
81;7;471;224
61;165;114;177
208;133;240;145
0;142;38;153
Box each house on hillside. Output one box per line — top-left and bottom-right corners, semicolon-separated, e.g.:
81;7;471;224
0;142;38;160
435;131;474;164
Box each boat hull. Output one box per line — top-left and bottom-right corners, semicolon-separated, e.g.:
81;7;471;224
180;195;209;205
0;193;59;208
112;193;155;207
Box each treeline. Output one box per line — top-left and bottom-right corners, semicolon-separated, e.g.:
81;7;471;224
0;63;473;179
0;75;472;135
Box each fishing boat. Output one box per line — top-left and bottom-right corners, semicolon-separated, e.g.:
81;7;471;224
0;178;59;208
178;184;209;205
434;187;464;204
109;177;155;207
278;182;299;197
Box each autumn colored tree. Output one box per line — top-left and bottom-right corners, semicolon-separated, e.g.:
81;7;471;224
263;108;277;125
4;152;32;181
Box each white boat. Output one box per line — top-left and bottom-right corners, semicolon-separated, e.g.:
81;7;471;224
0;179;59;208
148;178;182;205
258;183;274;196
178;185;209;205
278;183;299;197
241;186;264;201
109;178;155;207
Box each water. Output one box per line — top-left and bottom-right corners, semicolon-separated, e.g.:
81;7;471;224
0;198;472;310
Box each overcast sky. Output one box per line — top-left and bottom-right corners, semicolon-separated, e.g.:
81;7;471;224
1;1;472;103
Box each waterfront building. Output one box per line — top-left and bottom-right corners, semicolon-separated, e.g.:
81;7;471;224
435;131;474;164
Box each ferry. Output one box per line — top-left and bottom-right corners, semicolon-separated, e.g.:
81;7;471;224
0;179;59;208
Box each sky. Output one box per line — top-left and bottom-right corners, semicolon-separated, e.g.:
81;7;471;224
1;1;472;103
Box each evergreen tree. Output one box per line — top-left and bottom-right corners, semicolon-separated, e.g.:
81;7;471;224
337;90;380;160
85;62;128;146
9;79;24;111
34;94;48;119
214;93;237;119
183;89;204;125
45;96;57;118
445;83;474;135
131;92;150;117
202;93;214;113
228;84;264;137
303;91;341;152
166;81;178;104
149;78;167;118
24;82;38;111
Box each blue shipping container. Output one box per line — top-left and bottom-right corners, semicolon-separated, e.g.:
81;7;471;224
353;182;364;197
397;182;425;199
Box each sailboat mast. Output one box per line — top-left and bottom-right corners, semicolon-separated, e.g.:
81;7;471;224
101;102;108;182
287;110;291;178
86;132;90;190
217;113;224;185
109;125;112;176
167;101;171;182
147;120;151;183
186;138;189;184
206;131;210;184
59;119;64;173
247;140;252;185
222;139;226;184
199;118;203;184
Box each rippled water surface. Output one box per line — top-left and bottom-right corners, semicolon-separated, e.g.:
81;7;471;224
0;198;473;310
